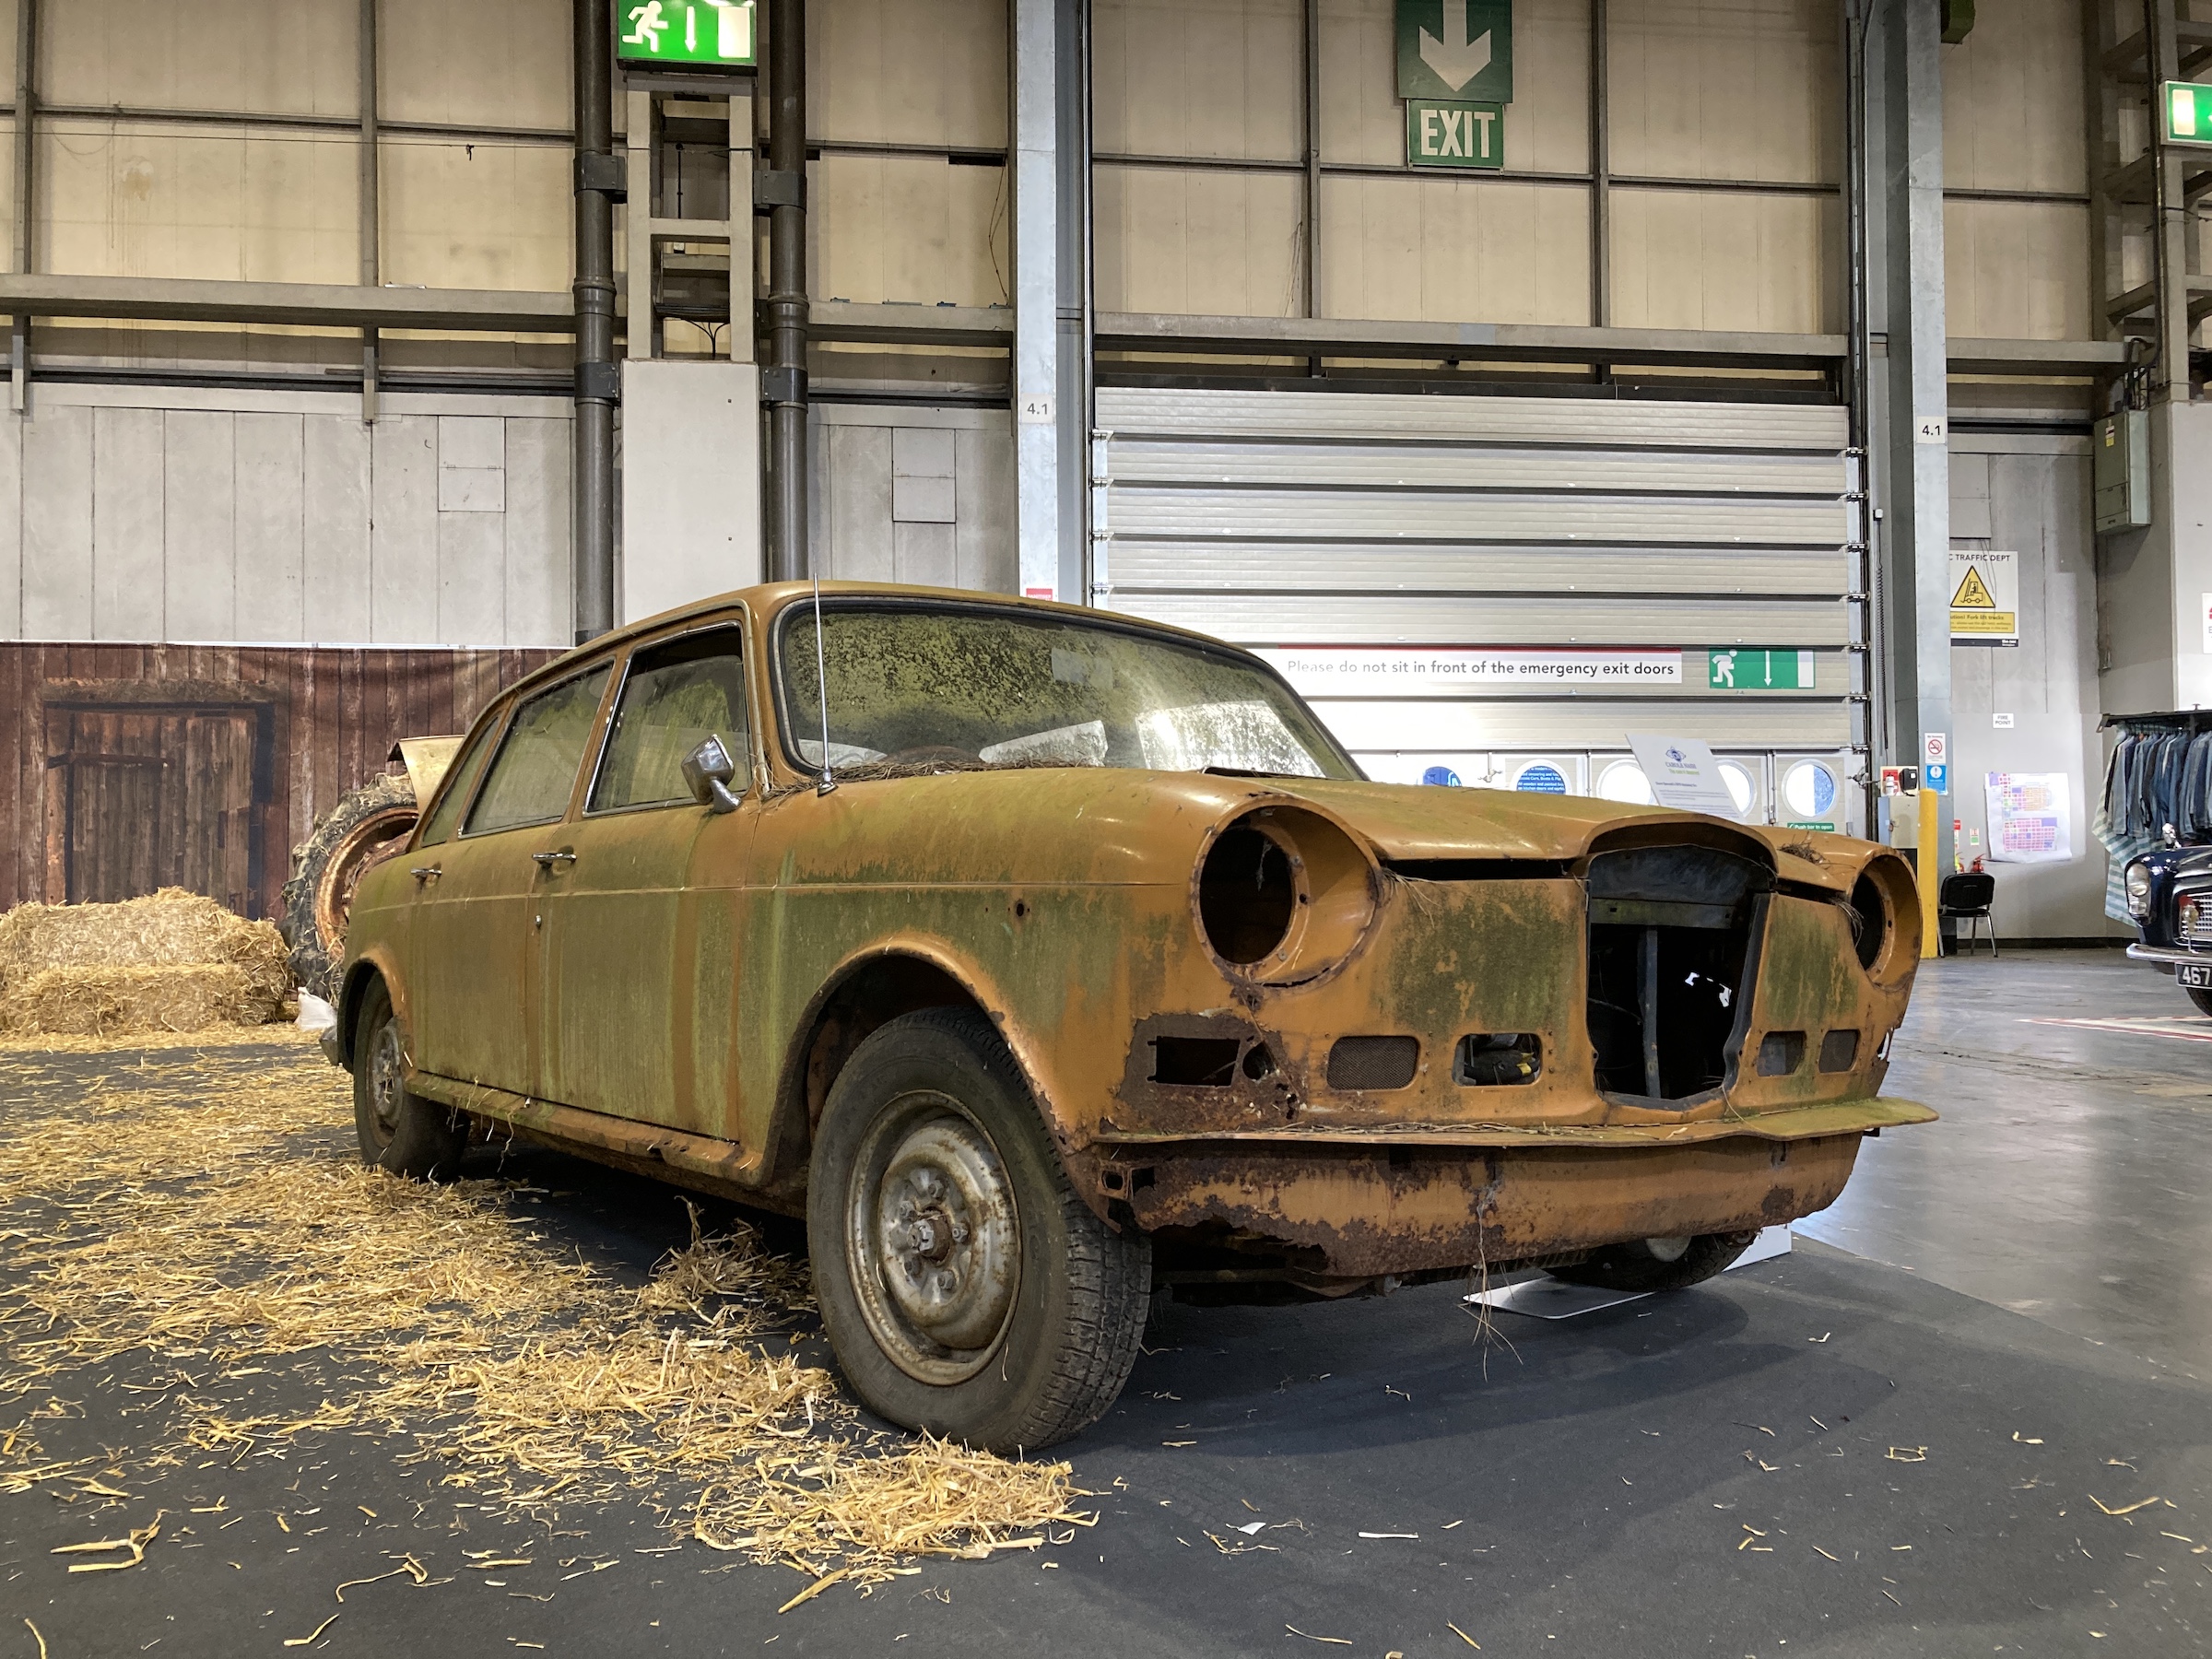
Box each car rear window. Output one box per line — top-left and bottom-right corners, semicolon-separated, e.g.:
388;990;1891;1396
465;665;612;835
773;602;1357;781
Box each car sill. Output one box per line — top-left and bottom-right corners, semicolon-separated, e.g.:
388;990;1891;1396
404;1069;764;1189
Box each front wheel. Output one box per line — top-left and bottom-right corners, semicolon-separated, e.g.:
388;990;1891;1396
352;981;464;1181
806;1008;1151;1453
1546;1230;1759;1294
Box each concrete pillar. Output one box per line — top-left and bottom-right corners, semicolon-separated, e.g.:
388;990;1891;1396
1012;0;1060;600
1873;0;1952;874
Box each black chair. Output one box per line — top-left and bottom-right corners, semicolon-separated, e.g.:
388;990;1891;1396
1938;871;1997;958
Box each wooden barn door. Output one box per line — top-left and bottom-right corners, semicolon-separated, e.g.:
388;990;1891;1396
44;704;265;916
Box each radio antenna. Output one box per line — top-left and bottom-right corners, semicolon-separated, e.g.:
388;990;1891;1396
812;575;837;795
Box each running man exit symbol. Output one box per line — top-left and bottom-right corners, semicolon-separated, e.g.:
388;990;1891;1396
618;0;757;67
1397;0;1513;102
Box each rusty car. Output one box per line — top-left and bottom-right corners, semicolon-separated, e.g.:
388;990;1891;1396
323;582;1934;1452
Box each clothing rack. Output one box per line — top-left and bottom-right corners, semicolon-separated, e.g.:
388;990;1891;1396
2095;713;2212;922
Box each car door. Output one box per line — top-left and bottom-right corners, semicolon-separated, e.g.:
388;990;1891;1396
535;623;755;1136
408;662;612;1093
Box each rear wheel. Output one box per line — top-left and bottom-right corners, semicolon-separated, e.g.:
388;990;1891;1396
1546;1230;1759;1294
2186;986;2212;1019
352;981;464;1181
806;1008;1151;1452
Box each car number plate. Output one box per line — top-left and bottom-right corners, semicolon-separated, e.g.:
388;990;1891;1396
2180;963;2212;990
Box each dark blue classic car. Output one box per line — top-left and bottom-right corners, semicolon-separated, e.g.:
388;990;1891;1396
2125;844;2212;1015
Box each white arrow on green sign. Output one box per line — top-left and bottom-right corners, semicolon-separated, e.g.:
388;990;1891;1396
1397;0;1513;103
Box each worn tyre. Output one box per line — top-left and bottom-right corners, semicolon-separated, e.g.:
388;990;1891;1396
2187;986;2212;1019
281;773;418;1002
352;980;464;1181
806;1008;1152;1453
1546;1230;1759;1294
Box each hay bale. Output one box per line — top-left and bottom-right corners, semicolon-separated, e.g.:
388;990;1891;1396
0;888;291;1035
0;964;285;1037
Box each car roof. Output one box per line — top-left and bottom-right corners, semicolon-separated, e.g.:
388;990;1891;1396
492;581;1262;708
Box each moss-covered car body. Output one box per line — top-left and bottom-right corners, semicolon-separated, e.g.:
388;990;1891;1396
328;582;1930;1300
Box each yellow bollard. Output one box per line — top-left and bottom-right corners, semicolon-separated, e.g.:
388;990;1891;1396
1916;782;1940;959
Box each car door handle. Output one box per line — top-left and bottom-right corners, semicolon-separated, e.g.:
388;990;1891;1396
531;850;577;870
410;864;441;884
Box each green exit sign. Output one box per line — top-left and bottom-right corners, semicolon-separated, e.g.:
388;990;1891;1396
1406;98;1502;168
2163;80;2212;145
1709;648;1813;690
619;0;756;68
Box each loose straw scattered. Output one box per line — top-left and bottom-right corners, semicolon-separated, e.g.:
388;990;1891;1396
0;1049;1087;1590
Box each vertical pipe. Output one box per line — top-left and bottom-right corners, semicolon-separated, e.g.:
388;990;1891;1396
1054;0;1088;605
1078;0;1096;604
1588;0;1609;330
1845;1;1878;829
1639;927;1661;1098
2146;0;2190;400
764;0;809;582
573;0;617;641
359;0;380;425
10;0;34;412
1302;0;1322;368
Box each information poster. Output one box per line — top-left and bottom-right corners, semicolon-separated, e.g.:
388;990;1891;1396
1983;771;2073;864
1628;734;1743;821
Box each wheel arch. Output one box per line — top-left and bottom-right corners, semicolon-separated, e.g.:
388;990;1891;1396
763;945;1024;1193
333;948;406;1069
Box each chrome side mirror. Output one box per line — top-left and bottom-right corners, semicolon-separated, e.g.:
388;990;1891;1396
681;735;743;814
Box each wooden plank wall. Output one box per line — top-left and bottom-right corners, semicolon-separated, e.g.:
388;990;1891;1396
1;642;560;921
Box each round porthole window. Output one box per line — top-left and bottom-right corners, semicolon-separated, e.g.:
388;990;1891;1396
1512;761;1568;794
1596;759;1654;805
1718;759;1758;818
1782;759;1839;821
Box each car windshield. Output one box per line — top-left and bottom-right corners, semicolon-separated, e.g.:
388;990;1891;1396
774;602;1359;781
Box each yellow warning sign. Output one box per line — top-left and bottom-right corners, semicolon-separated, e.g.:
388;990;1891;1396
1947;550;2019;644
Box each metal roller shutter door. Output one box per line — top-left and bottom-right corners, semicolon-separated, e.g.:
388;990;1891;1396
1093;387;1861;823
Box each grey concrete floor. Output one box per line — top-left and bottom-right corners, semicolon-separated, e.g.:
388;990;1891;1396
1798;946;2212;1382
6;947;2212;1657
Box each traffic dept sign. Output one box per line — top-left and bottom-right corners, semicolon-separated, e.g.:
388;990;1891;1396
619;0;757;68
1406;99;1503;168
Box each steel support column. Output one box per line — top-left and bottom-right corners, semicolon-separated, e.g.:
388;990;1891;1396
573;0;617;641
763;0;808;582
11;0;35;412
359;0;380;425
1013;0;1060;599
1875;0;1951;879
1589;0;1610;331
1054;0;1089;604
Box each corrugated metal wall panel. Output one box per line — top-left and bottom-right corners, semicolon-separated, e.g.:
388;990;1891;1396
1096;388;1851;449
1324;700;1853;750
1103;488;1850;545
1110;594;1850;648
1107;440;1848;496
1106;542;1849;596
1092;385;1864;824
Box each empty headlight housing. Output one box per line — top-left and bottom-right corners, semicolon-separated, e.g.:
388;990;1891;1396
2124;860;2152;920
1194;805;1378;985
1848;852;1920;984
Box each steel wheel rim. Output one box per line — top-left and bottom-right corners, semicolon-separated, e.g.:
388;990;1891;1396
845;1090;1020;1386
314;806;418;951
367;1019;406;1148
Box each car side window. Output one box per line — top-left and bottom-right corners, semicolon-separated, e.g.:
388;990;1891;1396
464;665;612;836
590;628;749;813
414;724;500;848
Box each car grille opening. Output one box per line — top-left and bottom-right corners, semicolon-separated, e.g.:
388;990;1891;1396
1327;1035;1418;1091
1757;1031;1806;1077
1818;1029;1859;1072
1454;1033;1542;1087
1586;842;1771;1102
1152;1036;1240;1087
